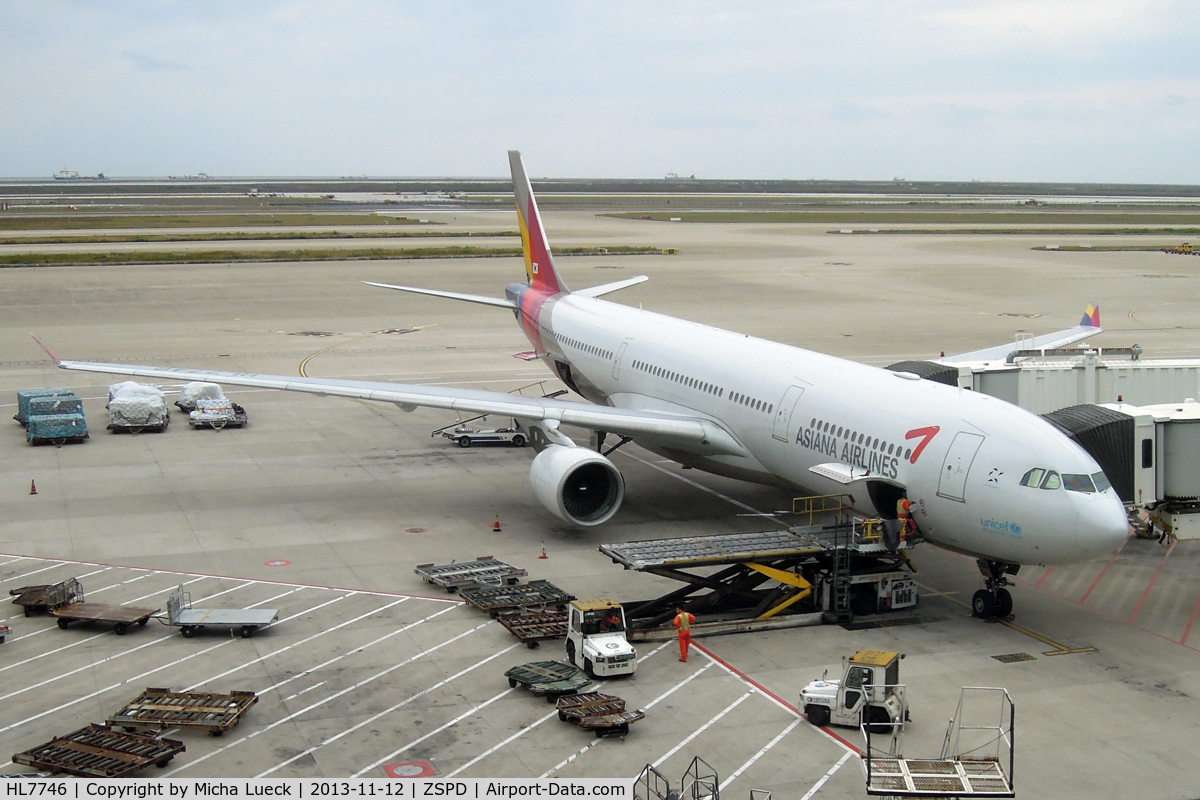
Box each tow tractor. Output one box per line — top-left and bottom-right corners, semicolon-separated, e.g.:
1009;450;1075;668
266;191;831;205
565;599;637;678
800;649;908;731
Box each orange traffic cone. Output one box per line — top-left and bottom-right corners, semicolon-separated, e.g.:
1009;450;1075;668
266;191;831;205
29;480;37;495
492;515;502;532
538;543;548;560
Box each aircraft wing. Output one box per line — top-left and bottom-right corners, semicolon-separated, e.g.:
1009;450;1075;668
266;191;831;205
939;304;1102;364
37;344;746;456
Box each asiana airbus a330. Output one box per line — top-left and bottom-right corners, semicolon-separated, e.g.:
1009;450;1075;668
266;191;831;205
35;151;1129;619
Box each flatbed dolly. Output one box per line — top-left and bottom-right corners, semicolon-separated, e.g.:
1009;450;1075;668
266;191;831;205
166;585;278;638
107;687;259;735
505;661;591;701
414;556;527;591
460;579;574;614
188;402;248;430
9;577;84;616
556;692;646;735
52;602;158;635
13;723;185;777
497;609;568;647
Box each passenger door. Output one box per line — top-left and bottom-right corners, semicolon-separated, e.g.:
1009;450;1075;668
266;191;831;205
937;431;986;502
612;340;631;381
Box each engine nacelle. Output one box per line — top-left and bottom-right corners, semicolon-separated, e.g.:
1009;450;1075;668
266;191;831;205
529;445;625;526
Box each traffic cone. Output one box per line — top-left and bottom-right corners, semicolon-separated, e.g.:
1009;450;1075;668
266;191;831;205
538;543;548;560
492;515;502;532
29;480;37;495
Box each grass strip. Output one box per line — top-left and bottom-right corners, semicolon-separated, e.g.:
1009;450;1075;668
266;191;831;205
0;230;519;245
0;245;661;268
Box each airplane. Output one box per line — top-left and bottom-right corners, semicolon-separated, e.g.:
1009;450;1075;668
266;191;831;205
34;151;1130;620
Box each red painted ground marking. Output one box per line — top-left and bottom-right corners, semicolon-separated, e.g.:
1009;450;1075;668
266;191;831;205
405;528;428;534
1079;535;1129;604
1129;541;1175;624
384;761;436;778
1180;591;1200;647
691;641;861;755
264;560;292;567
1034;566;1055;588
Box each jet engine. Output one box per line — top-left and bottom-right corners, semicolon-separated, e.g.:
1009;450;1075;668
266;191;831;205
529;445;625;526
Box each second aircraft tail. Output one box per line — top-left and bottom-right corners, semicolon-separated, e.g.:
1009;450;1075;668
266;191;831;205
509;150;570;296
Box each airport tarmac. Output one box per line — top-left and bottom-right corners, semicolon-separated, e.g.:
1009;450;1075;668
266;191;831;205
1;211;1199;796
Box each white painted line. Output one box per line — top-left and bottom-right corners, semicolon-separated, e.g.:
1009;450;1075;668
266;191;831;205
719;719;802;790
0;557;28;568
697;649;802;720
87;571;156;594
799;751;852;800
128;576;206;604
653;691;754;768
540;661;716;779
185;595;408;693
0;562;69;585
351;686;517;779
282;682;325;702
170;607;478;776
261;636;520;778
0;632;109;671
0;593;349;737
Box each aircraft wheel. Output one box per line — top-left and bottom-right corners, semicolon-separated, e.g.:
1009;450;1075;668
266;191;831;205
995;588;1014;617
972;589;996;619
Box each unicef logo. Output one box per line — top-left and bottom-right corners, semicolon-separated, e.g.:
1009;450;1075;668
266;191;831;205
1010;523;1022;534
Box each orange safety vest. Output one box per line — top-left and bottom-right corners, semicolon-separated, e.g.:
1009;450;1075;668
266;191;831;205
897;497;911;519
674;612;695;631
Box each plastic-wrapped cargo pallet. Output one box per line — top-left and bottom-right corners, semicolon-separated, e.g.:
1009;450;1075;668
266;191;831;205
14;388;71;426
189;398;237;428
107;382;169;433
28;413;89;445
176;382;225;412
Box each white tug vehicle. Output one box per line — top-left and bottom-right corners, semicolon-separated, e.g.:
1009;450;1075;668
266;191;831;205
800;649;908;730
565;599;637;678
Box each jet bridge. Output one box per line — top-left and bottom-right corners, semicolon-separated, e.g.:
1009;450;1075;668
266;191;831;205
598;516;917;636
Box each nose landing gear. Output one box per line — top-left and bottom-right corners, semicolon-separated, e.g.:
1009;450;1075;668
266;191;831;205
973;559;1019;619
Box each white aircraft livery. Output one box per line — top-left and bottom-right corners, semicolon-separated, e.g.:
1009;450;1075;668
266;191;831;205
37;151;1130;619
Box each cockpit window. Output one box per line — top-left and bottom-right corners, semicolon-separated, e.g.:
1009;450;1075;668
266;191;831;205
1020;468;1046;488
1062;474;1096;493
1041;471;1061;490
1092;471;1112;492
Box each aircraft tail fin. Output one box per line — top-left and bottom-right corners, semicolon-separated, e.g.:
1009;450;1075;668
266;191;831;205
509;150;569;295
1081;304;1100;327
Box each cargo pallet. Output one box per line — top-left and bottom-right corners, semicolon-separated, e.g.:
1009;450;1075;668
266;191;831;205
497;610;568;648
461;579;574;614
188;403;248;430
166;585;278;638
106;687;259;736
505;661;591;701
13;724;184;777
414;556;528;591
9;577;84;616
14;388;71;427
108;418;169;434
556;692;645;735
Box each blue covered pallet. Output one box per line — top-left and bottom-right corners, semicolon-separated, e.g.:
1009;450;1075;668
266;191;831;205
28;395;84;418
14;388;71;426
27;413;89;445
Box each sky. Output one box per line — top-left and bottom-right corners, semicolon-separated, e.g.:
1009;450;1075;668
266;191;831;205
2;1;1198;182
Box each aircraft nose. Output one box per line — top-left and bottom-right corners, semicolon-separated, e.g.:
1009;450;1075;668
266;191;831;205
1075;494;1130;557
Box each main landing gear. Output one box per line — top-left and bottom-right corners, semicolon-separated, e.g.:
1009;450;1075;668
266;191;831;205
973;559;1019;619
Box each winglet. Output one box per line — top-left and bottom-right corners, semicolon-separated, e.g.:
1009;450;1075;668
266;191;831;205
29;334;62;366
509;150;569;295
1081;304;1100;327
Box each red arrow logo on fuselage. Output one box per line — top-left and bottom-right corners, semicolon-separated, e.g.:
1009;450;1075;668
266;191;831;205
904;426;941;463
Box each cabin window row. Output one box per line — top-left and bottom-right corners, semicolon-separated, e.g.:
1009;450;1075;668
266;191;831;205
810;418;911;461
632;360;725;399
560;333;612;361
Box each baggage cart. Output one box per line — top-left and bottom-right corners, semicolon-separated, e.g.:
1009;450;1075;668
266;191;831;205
188;401;248;430
414;556;527;591
14;388;70;426
504;660;591;701
556;692;646;735
107;687;259;735
460;579;574;614
497;609;568;647
27;413;88;446
52;601;158;635
166;585;278;638
9;577;84;616
13;724;184;777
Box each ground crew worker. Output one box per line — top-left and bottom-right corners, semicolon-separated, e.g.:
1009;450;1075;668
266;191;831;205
673;607;696;662
896;495;912;539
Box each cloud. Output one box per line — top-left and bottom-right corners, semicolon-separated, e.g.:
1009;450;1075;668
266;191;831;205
122;51;190;73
